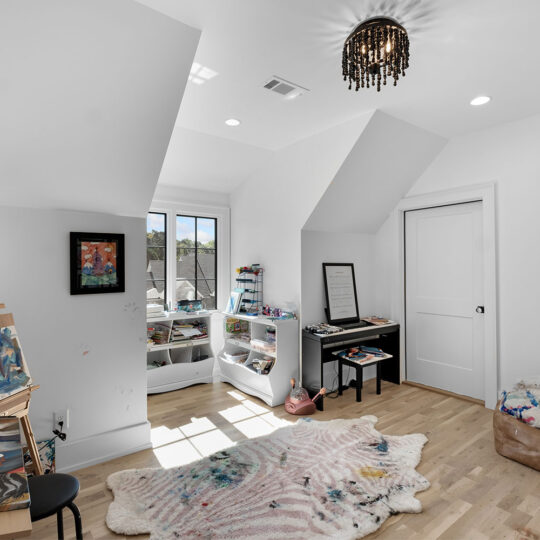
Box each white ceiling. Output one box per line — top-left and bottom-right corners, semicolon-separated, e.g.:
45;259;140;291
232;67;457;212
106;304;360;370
0;1;199;216
139;0;540;193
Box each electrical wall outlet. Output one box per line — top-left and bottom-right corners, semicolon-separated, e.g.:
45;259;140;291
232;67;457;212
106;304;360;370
54;409;69;430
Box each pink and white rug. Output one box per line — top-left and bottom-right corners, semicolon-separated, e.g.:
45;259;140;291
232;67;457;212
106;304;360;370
106;416;429;539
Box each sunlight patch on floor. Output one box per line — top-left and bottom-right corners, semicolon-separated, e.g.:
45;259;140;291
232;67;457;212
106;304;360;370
259;412;292;428
227;390;247;401
151;395;293;467
150;426;185;449
232;411;292;438
152;439;201;468
218;404;256;423
189;429;236;456
179;416;217;437
242;400;269;415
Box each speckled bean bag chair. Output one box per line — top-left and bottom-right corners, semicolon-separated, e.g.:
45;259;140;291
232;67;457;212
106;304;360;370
493;379;540;471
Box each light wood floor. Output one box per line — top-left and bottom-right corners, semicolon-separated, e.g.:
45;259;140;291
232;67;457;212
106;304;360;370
30;380;540;540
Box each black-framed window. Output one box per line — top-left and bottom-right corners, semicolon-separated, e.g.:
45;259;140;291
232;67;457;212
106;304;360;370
146;212;167;306
176;215;217;310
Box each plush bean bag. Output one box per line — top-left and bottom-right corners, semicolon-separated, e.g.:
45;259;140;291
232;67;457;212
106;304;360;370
493;400;540;471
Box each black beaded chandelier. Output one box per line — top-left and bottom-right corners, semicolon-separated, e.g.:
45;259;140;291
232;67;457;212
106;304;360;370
342;17;409;92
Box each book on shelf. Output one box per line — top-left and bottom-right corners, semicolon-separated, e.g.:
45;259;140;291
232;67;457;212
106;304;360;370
361;316;393;326
147;303;166;318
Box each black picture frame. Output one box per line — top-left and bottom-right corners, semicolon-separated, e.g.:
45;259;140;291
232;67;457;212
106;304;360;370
70;232;125;295
322;262;360;325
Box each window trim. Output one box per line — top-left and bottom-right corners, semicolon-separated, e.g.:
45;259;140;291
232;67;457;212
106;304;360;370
148;201;230;312
146;211;167;307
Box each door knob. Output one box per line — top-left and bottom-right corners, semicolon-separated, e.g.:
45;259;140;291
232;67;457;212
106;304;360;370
476;306;485;314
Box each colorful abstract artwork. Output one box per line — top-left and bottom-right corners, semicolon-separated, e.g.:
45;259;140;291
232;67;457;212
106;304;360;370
70;232;125;295
0;418;30;512
24;438;55;476
81;241;118;287
0;322;32;401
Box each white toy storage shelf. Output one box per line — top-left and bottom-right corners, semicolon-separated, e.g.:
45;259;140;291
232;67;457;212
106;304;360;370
146;312;215;394
216;313;299;406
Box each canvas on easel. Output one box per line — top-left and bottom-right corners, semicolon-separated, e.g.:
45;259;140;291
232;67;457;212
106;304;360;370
0;417;30;512
0;304;42;478
0;312;32;401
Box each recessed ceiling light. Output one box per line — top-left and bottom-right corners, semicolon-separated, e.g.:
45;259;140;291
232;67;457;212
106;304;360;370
225;118;241;127
470;96;491;106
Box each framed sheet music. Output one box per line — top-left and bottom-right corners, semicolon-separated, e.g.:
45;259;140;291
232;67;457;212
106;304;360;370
322;263;359;325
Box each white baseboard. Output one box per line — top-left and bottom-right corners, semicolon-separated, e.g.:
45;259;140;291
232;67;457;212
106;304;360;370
56;420;151;473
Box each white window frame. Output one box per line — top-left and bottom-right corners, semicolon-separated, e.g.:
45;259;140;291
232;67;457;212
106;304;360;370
148;201;230;312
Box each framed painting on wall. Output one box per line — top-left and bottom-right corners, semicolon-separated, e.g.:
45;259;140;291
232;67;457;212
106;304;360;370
70;232;125;294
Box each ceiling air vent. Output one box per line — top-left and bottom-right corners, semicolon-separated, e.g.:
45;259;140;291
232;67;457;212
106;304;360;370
263;76;309;99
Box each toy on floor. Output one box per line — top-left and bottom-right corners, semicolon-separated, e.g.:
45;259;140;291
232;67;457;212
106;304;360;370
284;378;326;415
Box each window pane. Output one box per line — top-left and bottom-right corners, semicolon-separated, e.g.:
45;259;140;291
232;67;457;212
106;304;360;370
196;249;215;279
175;279;197;302
175;215;217;310
146;247;165;278
197;218;216;280
176;216;196;279
176;216;196;253
197;218;215;246
147;213;166;246
147;280;165;306
197;279;216;310
176;247;196;279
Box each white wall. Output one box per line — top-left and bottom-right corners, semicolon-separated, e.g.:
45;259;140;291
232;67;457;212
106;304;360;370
0;206;149;472
304;112;446;234
301;230;377;388
301;230;375;326
230;113;373;311
374;112;540;391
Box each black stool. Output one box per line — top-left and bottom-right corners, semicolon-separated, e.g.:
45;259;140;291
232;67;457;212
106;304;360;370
28;473;83;539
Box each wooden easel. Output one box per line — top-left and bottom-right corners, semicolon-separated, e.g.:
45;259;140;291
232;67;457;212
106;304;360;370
0;385;43;476
0;303;42;538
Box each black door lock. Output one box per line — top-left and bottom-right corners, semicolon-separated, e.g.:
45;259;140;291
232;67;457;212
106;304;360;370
476;306;485;314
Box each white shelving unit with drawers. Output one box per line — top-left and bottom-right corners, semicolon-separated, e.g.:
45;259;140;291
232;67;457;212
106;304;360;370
216;313;299;406
146;311;216;394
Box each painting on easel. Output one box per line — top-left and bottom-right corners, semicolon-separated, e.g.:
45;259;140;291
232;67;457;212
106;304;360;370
0;313;32;401
0;417;30;511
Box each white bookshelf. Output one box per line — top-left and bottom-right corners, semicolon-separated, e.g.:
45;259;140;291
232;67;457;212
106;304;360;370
216;313;299;406
146;311;216;394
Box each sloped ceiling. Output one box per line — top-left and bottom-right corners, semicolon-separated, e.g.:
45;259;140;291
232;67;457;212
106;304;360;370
0;0;200;217
303;111;446;233
158;127;272;193
137;0;540;197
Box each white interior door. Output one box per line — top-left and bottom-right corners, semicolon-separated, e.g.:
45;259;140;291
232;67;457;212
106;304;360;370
405;202;484;400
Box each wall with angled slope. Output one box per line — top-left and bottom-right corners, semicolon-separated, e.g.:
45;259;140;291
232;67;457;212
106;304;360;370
0;1;200;470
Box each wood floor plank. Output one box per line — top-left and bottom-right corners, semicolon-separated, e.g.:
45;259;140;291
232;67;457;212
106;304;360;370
28;380;540;539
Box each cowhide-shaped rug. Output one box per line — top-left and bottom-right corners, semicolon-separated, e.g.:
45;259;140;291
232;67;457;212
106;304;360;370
106;416;429;539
